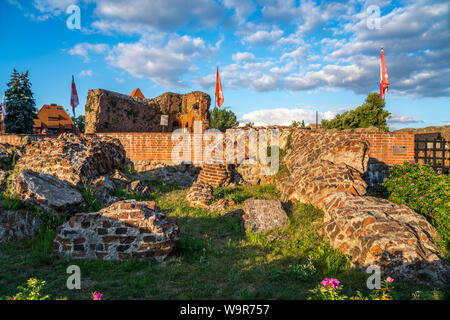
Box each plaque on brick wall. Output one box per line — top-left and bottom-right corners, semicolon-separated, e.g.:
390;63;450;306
392;145;406;155
160;115;169;126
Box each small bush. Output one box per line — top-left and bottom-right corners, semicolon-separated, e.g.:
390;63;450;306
1;278;50;300
382;161;450;249
288;259;317;280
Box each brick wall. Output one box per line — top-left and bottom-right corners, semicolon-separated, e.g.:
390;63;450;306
356;132;415;165
97;131;414;166
1;131;415;167
0;134;57;146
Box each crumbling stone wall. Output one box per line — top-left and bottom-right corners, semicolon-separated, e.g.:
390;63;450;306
323;192;447;285
85;89;210;134
15;133;127;185
53;200;179;261
0;210;41;244
276;129;448;285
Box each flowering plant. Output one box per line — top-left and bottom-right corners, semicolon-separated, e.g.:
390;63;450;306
308;278;347;300
92;292;104;300
382;161;449;247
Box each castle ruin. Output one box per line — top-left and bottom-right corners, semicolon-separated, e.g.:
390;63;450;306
85;89;211;134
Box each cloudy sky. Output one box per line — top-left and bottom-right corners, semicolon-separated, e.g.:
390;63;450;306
1;0;449;129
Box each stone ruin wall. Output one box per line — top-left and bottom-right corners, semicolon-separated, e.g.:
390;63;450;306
94;127;413;186
1;128;447;284
85;89;210;134
0;127;414;187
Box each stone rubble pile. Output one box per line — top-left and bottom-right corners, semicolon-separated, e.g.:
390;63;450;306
15;133;127;186
277;129;448;285
13;169;84;213
242;199;288;233
53;200;179;261
323;192;448;285
0;210;41;244
185;181;214;208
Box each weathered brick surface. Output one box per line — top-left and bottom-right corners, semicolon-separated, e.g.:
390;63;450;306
53;200;179;261
185;181;214;207
0;210;41;244
323;192;448;285
15;133;126;185
276;129;448;284
1;129;415;174
208;198;236;214
278;130;369;209
197;163;233;187
85;89;210;134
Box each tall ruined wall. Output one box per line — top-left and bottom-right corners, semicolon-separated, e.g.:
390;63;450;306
85;89;210;134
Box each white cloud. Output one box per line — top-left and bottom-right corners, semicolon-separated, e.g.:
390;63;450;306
93;0;223;33
388;114;424;124
107;42;189;87
222;0;256;24
239;108;335;126
68;43;109;62
7;0;23;10
166;34;220;58
232;51;256;62
33;0;77;14
244;29;283;45
78;69;93;77
106;34;220;88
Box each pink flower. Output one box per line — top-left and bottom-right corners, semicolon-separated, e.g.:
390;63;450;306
411;161;415;164
320;278;330;287
320;278;340;289
386;277;394;283
93;293;103;300
419;196;424;199
330;278;340;289
410;183;414;186
399;186;403;190
402;175;405;177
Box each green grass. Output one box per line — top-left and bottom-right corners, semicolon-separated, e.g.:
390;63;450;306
213;184;281;203
0;182;448;300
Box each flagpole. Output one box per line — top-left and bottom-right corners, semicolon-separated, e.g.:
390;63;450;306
215;66;217;109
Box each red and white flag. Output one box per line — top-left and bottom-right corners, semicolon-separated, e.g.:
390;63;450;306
1;92;6;117
70;75;79;117
215;67;224;108
380;48;389;99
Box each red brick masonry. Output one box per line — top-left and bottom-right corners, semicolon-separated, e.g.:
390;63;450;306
0;131;414;166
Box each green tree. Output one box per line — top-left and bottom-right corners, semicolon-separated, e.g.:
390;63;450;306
322;93;391;132
4;69;37;134
209;106;238;131
290;120;306;128
71;115;85;133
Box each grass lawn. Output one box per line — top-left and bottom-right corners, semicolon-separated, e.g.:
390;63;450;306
0;182;448;300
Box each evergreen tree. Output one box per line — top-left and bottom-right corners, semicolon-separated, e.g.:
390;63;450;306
4;69;37;134
209;106;238;131
321;92;391;132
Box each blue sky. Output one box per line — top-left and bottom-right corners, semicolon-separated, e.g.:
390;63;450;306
1;0;449;130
